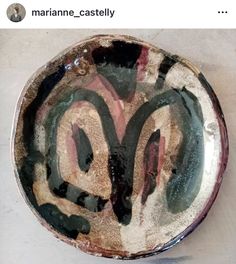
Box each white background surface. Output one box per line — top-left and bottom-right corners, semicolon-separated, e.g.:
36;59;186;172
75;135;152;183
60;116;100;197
0;29;235;264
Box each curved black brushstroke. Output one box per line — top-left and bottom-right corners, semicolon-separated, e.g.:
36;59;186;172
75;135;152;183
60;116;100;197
44;89;118;213
38;203;90;239
117;88;203;220
154;55;178;90
92;40;142;100
23;65;66;152
166;88;204;213
20;67;90;236
20;66;66;207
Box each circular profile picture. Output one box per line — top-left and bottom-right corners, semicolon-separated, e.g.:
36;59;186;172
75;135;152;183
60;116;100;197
7;3;26;22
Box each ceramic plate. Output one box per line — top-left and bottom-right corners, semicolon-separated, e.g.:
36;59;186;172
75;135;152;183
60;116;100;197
12;35;228;259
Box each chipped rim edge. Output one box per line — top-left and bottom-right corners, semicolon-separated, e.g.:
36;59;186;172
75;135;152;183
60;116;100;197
10;34;229;260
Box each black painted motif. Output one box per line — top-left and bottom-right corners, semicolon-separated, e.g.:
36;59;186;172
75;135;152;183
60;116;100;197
18;39;204;239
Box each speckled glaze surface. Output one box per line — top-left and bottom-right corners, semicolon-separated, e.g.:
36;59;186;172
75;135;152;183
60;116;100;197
12;35;228;259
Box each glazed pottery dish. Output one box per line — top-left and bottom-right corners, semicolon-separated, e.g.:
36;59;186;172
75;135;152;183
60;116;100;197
12;35;228;259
